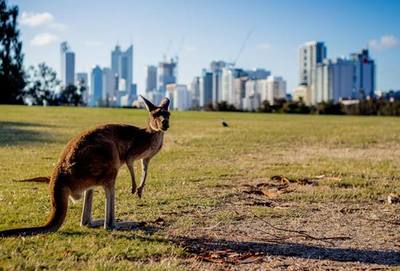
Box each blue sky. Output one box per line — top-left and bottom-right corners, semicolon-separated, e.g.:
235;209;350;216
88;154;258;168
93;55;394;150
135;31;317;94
10;0;400;93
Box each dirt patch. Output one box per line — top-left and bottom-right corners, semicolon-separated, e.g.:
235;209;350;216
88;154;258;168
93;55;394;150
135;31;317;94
241;175;319;200
160;176;400;270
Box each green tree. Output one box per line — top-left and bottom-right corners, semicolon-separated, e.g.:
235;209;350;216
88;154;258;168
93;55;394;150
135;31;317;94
59;84;86;106
0;0;25;104
23;63;60;105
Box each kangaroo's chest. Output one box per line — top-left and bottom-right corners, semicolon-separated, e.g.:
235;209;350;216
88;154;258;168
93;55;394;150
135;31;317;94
131;134;163;160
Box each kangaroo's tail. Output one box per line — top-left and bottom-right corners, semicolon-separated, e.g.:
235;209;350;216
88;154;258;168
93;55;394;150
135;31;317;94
14;176;51;183
0;177;69;237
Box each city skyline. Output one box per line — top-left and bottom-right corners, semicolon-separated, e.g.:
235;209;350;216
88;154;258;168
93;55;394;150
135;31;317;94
11;0;400;94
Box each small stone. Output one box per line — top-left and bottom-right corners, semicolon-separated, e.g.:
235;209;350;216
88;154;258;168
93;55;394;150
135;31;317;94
387;193;400;204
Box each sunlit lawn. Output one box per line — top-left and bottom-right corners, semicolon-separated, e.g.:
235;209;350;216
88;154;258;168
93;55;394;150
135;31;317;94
0;105;399;270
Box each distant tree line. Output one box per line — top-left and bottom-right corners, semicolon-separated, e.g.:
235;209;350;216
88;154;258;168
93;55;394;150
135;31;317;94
204;97;400;116
0;0;85;106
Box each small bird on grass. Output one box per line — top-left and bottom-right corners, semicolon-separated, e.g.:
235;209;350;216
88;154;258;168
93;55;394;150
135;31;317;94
221;119;229;127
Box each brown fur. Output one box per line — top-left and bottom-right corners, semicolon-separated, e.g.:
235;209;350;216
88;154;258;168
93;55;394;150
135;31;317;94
0;96;170;237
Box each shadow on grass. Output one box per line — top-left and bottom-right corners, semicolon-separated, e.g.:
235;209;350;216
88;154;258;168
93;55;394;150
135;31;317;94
171;236;400;266
59;221;161;238
0;121;56;146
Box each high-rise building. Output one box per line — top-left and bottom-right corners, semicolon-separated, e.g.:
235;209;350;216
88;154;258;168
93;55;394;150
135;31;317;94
173;84;192;111
102;67;115;105
145;65;157;92
76;72;88;103
221;67;247;106
351;49;375;98
232;76;248;109
111;44;134;93
260;76;287;105
60;41;75;87
314;49;376;103
190;76;201;107
299;41;327;86
210;60;227;104
158;58;177;93
200;69;213;107
299;41;327;104
242;79;261;111
90;65;103;106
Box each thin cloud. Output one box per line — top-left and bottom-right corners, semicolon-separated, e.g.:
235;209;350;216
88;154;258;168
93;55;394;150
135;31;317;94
369;35;399;50
30;33;59;46
48;22;68;32
21;12;54;27
21;11;68;32
256;43;272;50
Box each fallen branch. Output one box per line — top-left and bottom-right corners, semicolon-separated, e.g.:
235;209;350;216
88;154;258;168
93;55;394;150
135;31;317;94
250;212;351;245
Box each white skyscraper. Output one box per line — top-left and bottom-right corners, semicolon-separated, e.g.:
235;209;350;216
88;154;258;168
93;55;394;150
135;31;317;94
262;76;287;105
242;79;261;111
173;84;192;111
299;41;327;104
60;41;75;87
210;60;227;104
221;67;247;107
313;49;376;103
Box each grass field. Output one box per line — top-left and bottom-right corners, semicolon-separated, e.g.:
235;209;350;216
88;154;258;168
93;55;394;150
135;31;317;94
0;105;399;270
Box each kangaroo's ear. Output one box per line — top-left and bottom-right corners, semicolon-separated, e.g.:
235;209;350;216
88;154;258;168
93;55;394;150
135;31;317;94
159;97;170;110
140;95;156;112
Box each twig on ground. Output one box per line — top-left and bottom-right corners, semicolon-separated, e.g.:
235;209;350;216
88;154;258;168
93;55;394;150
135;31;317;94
242;211;351;245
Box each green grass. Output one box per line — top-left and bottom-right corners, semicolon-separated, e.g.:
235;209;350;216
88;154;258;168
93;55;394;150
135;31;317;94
0;105;399;270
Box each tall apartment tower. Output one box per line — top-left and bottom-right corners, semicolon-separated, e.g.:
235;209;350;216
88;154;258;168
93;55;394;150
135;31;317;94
200;69;213;107
351;49;375;98
299;41;327;86
145;65;157;92
90;65;103;106
111;44;134;92
210;60;227;104
60;41;75;87
158;58;177;93
314;48;376;103
299;41;327;104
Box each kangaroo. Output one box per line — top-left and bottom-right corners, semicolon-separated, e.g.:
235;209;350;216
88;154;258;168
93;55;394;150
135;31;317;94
0;96;170;237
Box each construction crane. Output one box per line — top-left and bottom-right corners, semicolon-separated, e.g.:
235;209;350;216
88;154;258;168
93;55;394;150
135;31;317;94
232;27;255;67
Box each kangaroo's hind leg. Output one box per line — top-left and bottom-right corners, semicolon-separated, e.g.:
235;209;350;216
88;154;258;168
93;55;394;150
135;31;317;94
103;169;118;230
80;189;93;227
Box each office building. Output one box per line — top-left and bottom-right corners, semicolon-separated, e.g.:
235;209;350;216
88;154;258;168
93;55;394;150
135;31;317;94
90;65;103;106
111;44;134;93
200;69;213;107
158;58;177;93
60;41;75;87
210;60;227;104
173;84;192;111
145;65;157;92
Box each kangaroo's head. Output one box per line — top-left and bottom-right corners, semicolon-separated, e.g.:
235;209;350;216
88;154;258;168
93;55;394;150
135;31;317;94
140;95;170;132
